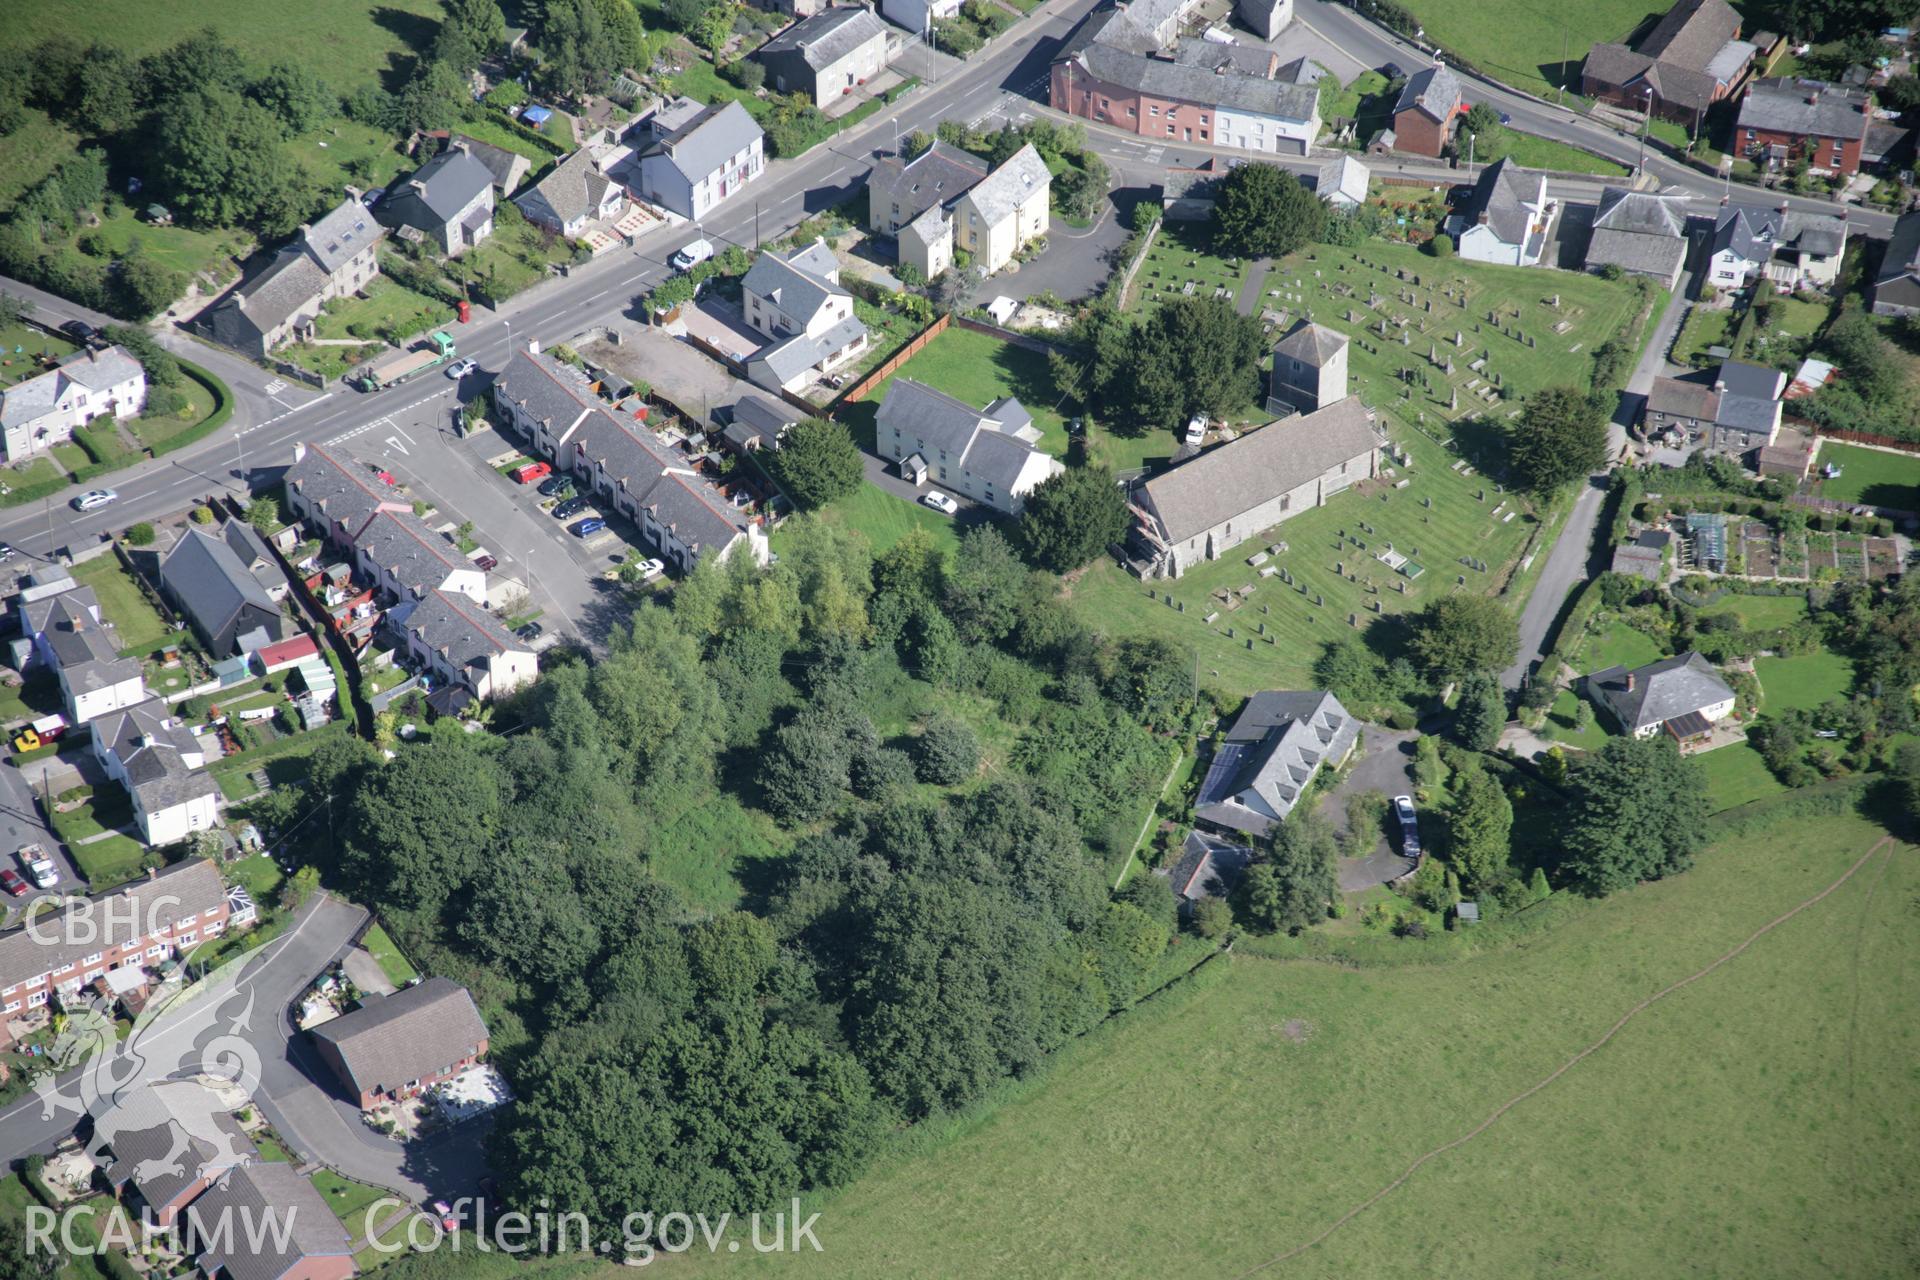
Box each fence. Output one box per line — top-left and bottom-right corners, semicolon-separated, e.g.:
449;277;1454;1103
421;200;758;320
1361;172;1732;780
836;312;950;405
953;314;1073;358
1811;426;1920;456
1112;218;1162;309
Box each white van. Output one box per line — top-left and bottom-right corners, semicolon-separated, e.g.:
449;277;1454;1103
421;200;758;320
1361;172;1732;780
670;238;715;272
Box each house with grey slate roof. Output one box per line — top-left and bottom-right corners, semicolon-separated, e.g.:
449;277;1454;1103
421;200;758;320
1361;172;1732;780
1173;37;1277;79
953;144;1052;274
102;1080;256;1228
1267;319;1349;415
442;132;532;195
1583;187;1691;289
309;976;490;1110
1446;158;1556;267
1738;76;1872;177
13;571;148;725
283;441;412;546
741;240;868;391
492;345;767;571
1389;62;1463;157
1705;202;1846;292
1194;690;1360;837
90;700;222;846
160;525;287;658
864;141;1049;278
868;141;990;239
207;199;385;357
875;379;1062;514
395;588;537;702
1236;0;1291;41
1130;397;1381;578
637;99;765;221
1871;209;1920;318
1160;831;1252;914
514;146;625;238
377;142;496;256
350;509;487;605
1314;154;1369;210
1643;359;1784;456
187;1161;355;1280
1584;650;1734;742
1582;0;1752;126
0;345;146;461
755;6;890;109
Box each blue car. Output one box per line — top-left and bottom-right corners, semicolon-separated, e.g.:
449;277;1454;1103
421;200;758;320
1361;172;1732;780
572;517;606;537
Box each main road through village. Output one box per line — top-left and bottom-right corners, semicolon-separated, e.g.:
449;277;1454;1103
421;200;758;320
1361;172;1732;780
0;0;1894;1184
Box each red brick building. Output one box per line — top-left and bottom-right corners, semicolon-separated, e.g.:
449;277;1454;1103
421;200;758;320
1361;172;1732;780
1737;77;1872;177
1387;63;1463;158
309;977;489;1110
1582;0;1755;127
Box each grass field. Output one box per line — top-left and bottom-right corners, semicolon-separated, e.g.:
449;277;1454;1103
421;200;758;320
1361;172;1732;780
1693;741;1787;812
361;922;420;987
0;112;78;215
1469;127;1631;177
844;326;1075;456
1577;618;1667;673
1542;687;1610;750
70;555;174;655
799;483;964;560
0;0;448;95
1671;304;1732;366
1754;651;1856;713
703;810;1920;1277
1812;442;1920;511
647;787;793;915
1127;219;1255;313
1695;591;1808;629
1402;0;1652;97
314;276;453;344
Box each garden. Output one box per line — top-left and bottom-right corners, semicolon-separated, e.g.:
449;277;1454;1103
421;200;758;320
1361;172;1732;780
1812;441;1920;512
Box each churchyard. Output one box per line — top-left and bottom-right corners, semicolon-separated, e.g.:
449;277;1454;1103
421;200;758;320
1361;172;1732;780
1125;219;1255;312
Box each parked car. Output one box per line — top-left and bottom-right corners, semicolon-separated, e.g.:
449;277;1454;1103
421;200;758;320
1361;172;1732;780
432;1201;458;1233
445;358;477;379
0;869;27;898
552;497;588;520
471;554;498;572
16;844;55;889
71;489;117;512
631;557;664;581
1392;794;1421;858
515;622;543;641
537;474;576;499
670;238;715;271
59;320;96;345
510;461;551;484
572;517;607;538
0;541;15;561
1183;414;1208;447
921;491;959;515
362;187;385;207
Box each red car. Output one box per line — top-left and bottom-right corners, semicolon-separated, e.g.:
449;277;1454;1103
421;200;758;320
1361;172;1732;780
0;869;29;897
472;554;498;572
512;461;552;484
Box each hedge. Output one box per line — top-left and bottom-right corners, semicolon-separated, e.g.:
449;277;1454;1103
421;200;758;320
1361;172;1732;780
0;465;76;508
145;360;232;458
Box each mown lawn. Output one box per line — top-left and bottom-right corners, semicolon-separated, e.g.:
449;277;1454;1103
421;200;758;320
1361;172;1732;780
314;276;453;344
844;325;1075;457
0;323;78;390
1471;128;1630;177
361;922;419;986
1695;591;1808;630
799;483;964;560
701;811;1919;1278
1577;618;1667;674
1813;442;1920;511
1542;687;1611;750
1401;0;1655;97
73;834;147;889
1693;741;1787;812
1754;651;1856;713
1671;304;1733;367
70;555;174;654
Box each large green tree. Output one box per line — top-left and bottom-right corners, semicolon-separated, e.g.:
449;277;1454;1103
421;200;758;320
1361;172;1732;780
1017;463;1129;571
1560;736;1708;895
1450;671;1507;751
1211;162;1326;259
1509;385;1608;493
772;417;864;511
1443;755;1514;894
1102;295;1266;433
1237;809;1337;934
1407;594;1519;680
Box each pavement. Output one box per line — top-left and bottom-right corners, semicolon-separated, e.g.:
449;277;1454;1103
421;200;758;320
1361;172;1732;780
1319;726;1420;891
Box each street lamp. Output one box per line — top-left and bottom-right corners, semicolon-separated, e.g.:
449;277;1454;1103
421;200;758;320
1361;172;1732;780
1636;86;1653;173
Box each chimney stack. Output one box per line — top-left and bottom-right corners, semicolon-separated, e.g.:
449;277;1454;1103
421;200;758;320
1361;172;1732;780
1777;199;1790;217
1626;671;1636;693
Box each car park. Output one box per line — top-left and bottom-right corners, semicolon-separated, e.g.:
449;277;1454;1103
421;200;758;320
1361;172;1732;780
552;496;588;520
537;474;576;499
572;517;607;538
71;489;117;512
0;869;26;898
445;358;477;379
921;491;959;514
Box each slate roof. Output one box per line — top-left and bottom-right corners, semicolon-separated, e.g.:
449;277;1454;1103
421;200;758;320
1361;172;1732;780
641;100;763;183
1172;37;1276;77
964;145;1052;226
758;5;889;68
302;200;383;275
1713;359;1785;437
1274;55;1321;85
869;141;991;228
731;393;797;439
1164;831;1251;903
0;860;226;989
1647;372;1719;421
284;441;403;535
105;1081;254;1213
1711;204;1847;262
1194;691;1359;835
209;200;384;346
403;588;526;681
877;378;1050;492
1583;0;1744;112
190;1162;353;1280
0;346;144;432
1585;650;1733;734
447;133;529;193
516;146;614;227
354;509;473;599
754;314;867;384
94;700;222;817
1394;63;1462;123
20;579;98;644
1140;396;1381;544
743;241;847;331
1454;157;1538;247
1069;40;1320;121
40;587;140;693
310;977;489;1100
160;528;281;652
1316;154;1369;205
1640;0;1741;65
1737;77;1871;141
1272;318;1346;367
1873;209;1920;308
380;145;494;233
1594;187;1688;237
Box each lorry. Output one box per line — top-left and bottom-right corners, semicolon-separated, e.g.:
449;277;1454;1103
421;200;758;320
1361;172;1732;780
16;843;56;889
351;331;456;392
12;714;67;754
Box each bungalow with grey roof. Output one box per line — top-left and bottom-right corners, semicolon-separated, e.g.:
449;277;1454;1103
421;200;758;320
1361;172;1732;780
207;199;384;357
1194;690;1360;837
0;345;146;461
514;146;626;238
874;379;1062;513
755;6;890;109
1584;650;1734;742
636;100;765;221
395;588;537;701
377;142;496;256
1130;397;1381;578
1583;187;1691;289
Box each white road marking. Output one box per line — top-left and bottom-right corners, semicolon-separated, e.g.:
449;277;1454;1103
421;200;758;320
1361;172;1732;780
384;436;410;456
244;391;334;435
263;379;286;396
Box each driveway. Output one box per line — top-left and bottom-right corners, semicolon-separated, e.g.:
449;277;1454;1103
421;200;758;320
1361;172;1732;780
1317;726;1419;892
971;184;1138;306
